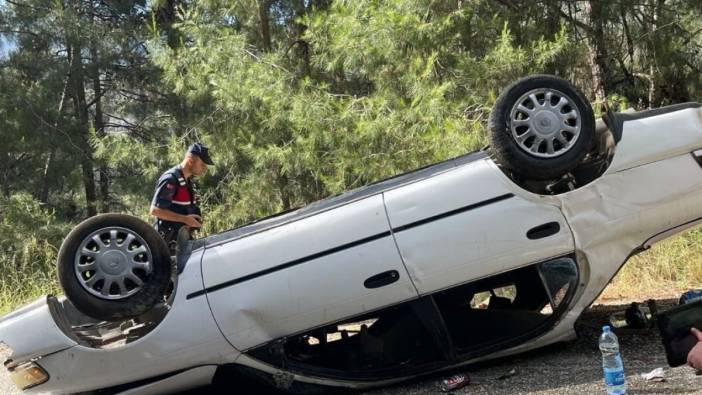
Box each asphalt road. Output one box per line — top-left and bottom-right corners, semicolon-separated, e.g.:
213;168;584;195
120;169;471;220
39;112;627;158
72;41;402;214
2;300;701;394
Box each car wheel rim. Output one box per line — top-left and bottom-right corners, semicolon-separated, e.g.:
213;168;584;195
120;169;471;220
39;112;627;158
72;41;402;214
509;88;582;158
74;227;152;300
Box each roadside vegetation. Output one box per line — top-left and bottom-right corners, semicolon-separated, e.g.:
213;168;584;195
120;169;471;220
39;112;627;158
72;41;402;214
601;228;702;302
1;1;701;314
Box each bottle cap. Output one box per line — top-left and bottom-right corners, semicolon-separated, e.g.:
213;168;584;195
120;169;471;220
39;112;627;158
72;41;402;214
602;325;611;332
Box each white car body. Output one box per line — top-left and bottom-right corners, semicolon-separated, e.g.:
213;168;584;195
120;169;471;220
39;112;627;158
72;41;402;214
1;104;702;394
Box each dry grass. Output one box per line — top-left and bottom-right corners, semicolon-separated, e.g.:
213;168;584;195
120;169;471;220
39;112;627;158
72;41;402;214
598;227;702;302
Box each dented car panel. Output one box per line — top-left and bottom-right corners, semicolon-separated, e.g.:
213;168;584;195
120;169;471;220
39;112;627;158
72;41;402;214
559;153;702;326
507;113;702;368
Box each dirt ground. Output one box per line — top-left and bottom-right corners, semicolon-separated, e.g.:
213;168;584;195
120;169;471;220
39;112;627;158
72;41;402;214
359;300;702;395
2;299;701;395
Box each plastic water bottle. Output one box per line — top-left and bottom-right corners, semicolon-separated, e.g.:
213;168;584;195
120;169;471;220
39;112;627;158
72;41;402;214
599;325;626;394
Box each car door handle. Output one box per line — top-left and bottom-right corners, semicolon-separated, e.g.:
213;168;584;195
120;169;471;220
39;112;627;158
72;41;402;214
527;222;561;240
364;270;400;289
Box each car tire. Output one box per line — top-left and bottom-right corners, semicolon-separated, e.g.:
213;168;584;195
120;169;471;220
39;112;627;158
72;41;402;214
488;74;595;181
57;213;172;321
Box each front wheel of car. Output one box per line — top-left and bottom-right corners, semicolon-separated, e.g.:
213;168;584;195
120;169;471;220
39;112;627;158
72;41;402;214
57;213;172;321
488;74;595;181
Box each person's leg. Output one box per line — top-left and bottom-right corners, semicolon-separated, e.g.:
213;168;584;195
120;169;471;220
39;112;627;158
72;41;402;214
156;225;178;256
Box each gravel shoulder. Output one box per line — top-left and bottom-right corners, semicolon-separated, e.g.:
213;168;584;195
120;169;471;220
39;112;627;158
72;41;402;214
362;300;702;395
1;300;701;394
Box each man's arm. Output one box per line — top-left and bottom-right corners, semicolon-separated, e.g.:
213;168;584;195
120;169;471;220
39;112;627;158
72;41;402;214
150;206;201;228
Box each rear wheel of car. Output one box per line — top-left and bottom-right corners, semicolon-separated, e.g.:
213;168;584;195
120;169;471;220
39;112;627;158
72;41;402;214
488;74;595;181
57;213;172;321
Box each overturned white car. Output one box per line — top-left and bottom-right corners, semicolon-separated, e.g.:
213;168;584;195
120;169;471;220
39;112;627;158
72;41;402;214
1;75;702;394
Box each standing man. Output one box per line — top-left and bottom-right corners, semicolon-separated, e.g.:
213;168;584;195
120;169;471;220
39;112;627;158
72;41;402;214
150;143;214;255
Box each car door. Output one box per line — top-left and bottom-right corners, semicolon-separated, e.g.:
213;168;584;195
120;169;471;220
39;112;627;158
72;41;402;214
383;158;574;295
430;255;579;359
247;296;450;380
198;194;418;351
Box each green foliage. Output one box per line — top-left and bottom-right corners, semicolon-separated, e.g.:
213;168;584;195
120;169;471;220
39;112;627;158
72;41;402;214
150;0;572;232
0;194;67;314
1;0;702;312
0;193;65;247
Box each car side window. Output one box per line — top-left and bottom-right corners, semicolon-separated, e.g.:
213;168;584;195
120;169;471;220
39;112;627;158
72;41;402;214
433;257;578;352
539;257;578;310
248;300;445;379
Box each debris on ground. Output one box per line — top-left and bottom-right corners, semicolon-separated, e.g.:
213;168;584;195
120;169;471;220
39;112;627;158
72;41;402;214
440;373;470;392
640;367;666;382
609;301;656;329
625;302;649;329
680;289;702;305
496;368;516;380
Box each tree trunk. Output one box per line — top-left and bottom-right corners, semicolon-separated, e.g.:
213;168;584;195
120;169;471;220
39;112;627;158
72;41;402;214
39;70;71;204
618;2;634;89
278;173;291;211
80;154;98;218
1;156;10;198
155;0;181;49
583;2;609;103
543;0;563;75
293;0;310;77
257;0;272;52
646;0;666;107
39;149;55;203
91;45;109;213
619;5;634;65
584;1;609;104
70;43;97;217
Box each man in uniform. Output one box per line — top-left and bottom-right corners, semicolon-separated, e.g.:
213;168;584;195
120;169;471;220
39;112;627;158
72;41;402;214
150;143;214;255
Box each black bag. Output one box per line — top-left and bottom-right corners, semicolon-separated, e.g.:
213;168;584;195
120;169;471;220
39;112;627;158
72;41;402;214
655;300;702;367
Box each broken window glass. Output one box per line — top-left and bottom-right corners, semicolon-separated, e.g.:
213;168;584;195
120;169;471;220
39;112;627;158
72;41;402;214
538;257;578;309
433;257;577;352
